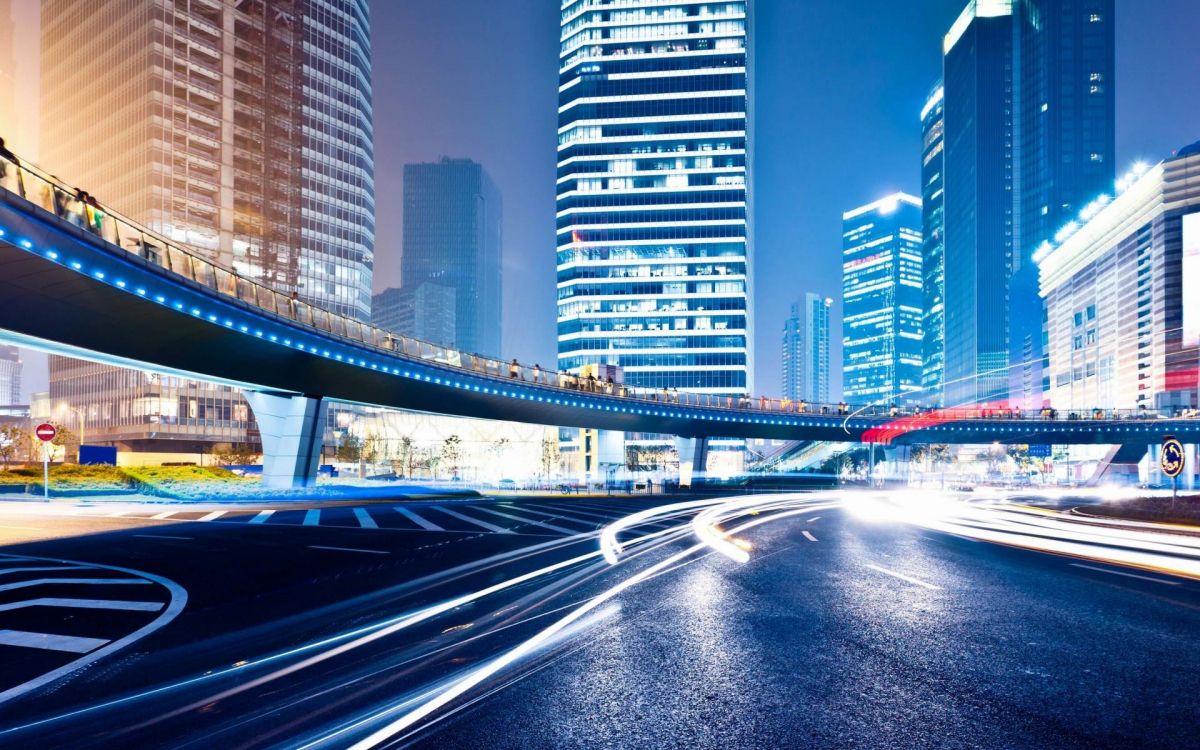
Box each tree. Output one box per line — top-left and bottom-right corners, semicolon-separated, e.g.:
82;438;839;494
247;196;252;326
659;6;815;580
0;425;26;469
540;434;559;478
441;435;463;479
214;442;259;466
335;432;362;463
395;436;414;478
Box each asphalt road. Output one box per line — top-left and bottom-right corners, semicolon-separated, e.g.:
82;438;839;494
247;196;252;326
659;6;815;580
0;492;1197;749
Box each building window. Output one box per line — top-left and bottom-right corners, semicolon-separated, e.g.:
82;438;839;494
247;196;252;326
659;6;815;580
1089;13;1103;22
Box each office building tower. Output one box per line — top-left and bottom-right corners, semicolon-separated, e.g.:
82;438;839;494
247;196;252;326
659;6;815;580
1039;144;1200;411
920;82;946;407
400;158;501;356
0;345;20;406
842;193;924;406
40;0;373;456
371;284;457;351
941;0;1014;408
782;294;831;404
0;0;14;142
1010;0;1115;408
556;0;754;398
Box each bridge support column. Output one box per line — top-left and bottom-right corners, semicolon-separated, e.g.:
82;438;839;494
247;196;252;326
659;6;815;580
675;436;709;488
883;446;912;485
244;392;327;490
1087;443;1149;487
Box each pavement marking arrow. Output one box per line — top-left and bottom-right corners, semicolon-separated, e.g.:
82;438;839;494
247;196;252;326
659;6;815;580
0;629;110;654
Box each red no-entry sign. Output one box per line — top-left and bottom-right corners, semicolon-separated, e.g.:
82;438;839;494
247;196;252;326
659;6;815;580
35;423;57;442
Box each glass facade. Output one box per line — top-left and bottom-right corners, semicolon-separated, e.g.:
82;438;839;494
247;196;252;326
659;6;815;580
942;1;1014;408
0;345;20;406
920;82;945;407
40;0;372;454
400;158;502;357
842;194;924;406
556;0;753;396
781;293;831;404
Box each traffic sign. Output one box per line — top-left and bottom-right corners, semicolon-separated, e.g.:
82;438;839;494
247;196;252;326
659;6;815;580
35;423;57;442
1161;436;1185;479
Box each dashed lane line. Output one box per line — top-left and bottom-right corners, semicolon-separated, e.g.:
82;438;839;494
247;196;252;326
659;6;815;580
0;629;109;654
151;511;176;520
303;509;321;526
197;510;226;522
394;507;443;531
249;510;275;524
808;516;822;523
1069;563;1181;586
864;564;941;590
353;507;378;529
474;507;578;535
801;530;818;542
433;507;514;534
308;545;389;555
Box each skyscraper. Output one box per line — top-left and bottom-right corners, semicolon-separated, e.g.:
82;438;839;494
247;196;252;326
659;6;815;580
556;0;754;399
1010;0;1115;408
400;158;502;357
40;0;373;456
0;346;20;406
941;0;1014;408
920;82;946;407
782;294;832;404
842;193;924;406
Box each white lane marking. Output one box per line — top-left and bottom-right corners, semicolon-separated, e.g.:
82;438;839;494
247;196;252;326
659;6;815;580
865;564;941;590
0;598;164;613
434;507;514;534
0;629;109;654
1070;563;1181;586
394;507;443;531
353;508;378;529
535;504;615;522
512;506;599;528
303;509;321;526
0;566;93;577
801;530;818;542
151;511;176;520
249;510;275;524
106;511;129;518
197;511;226;522
132;534;193;541
808;516;822;523
0;578;152;593
307;545;389;555
473;507;577;534
0;525;45;531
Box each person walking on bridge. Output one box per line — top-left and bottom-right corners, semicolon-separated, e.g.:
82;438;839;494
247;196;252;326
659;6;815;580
509;359;521;379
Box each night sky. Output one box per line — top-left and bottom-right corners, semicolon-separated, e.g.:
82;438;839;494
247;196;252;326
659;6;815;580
17;1;1200;399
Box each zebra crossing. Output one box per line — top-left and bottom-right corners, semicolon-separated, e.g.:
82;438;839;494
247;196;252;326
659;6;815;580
63;497;676;539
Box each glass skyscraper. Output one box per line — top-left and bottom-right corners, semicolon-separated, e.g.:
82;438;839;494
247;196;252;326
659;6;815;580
0;345;20;406
942;0;1014;408
40;0;373;456
556;0;753;398
400;158;502;357
782;293;831;404
842;193;924;406
920;82;946;407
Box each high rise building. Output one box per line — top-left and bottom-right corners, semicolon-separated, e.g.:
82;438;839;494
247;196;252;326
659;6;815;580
400;158;501;357
941;0;1015;408
371;284;456;351
920;82;946;407
1009;0;1115;408
842;193;924;406
556;0;754;398
781;294;831;405
1039;145;1200;412
40;0;373;456
0;345;20;406
0;0;14;142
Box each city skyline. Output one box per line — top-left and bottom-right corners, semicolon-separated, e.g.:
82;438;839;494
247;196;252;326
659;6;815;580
7;0;1200;404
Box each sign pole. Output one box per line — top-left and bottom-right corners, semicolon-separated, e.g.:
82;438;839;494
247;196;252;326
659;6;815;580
34;423;57;502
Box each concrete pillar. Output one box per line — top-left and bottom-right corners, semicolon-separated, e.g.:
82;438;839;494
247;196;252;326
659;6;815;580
675;436;709;488
883;445;912;485
244;391;327;489
1186;444;1197;491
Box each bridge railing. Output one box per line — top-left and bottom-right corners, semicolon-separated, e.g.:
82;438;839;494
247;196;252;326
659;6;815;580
2;150;1198;425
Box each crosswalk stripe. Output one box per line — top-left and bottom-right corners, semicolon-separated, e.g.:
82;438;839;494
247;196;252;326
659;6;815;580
303;509;321;526
534;504;615;522
0;566;93;577
197;511;226;522
394;507;443;531
0;629;110;654
506;506;598;528
249;510;275;524
151;511;176;520
0;598;164;613
434;507;513;534
353;508;378;529
474;507;579;534
0;578;152;593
